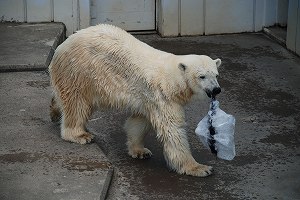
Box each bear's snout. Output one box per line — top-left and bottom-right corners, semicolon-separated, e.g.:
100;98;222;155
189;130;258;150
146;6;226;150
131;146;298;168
206;87;221;98
212;87;221;96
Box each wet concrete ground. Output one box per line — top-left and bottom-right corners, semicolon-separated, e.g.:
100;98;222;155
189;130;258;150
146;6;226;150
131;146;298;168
88;33;300;199
0;72;112;200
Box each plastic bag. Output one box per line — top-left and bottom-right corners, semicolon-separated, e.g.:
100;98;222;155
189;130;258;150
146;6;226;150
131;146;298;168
195;99;236;160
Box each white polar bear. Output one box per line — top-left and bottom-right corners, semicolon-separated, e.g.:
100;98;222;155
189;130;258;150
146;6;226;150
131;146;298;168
49;24;221;177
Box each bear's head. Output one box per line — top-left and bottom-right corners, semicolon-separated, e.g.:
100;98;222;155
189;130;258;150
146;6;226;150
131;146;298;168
178;55;221;98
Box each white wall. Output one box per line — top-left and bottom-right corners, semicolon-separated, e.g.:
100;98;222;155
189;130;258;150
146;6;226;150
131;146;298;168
157;0;180;36
90;0;155;31
0;0;25;22
0;0;290;37
205;0;254;35
0;0;90;36
180;0;204;35
264;0;278;27
286;0;300;56
277;0;289;26
53;0;78;36
27;0;52;22
157;0;288;36
79;0;90;29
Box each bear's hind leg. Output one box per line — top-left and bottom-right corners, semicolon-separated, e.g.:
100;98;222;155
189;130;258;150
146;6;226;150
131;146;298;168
124;114;152;159
61;97;94;144
50;96;62;122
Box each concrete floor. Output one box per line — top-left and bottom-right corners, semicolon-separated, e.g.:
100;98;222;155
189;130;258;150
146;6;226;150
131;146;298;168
1;23;299;200
87;33;300;200
0;72;113;200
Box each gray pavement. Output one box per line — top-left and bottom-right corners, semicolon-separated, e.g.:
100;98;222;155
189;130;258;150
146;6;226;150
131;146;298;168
1;22;300;200
0;23;113;200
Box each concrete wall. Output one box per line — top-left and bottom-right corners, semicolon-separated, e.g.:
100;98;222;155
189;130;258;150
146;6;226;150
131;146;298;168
264;0;278;27
27;0;52;22
180;0;204;35
90;0;155;31
157;0;180;37
89;0;157;33
0;0;26;22
157;0;289;37
0;0;290;37
277;0;289;26
0;0;90;36
205;0;254;35
286;0;300;56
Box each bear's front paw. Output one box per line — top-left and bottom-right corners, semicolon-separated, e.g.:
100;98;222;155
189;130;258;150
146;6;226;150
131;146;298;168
128;147;152;159
184;164;213;177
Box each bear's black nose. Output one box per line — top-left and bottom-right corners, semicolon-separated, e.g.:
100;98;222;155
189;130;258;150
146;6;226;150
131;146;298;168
212;87;221;96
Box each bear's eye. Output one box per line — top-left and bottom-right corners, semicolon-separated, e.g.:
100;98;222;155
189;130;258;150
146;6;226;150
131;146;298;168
216;75;219;78
199;75;206;79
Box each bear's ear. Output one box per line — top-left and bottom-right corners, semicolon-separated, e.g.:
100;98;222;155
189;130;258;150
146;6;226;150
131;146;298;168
215;58;221;68
178;63;187;71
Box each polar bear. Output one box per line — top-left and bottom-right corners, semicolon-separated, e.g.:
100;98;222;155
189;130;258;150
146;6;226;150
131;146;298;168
49;24;221;177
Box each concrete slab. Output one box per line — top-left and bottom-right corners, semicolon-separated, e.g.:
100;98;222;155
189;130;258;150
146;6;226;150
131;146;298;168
0;72;113;200
0;23;65;72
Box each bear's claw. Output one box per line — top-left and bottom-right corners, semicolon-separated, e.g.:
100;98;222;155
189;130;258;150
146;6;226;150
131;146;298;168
184;164;213;177
74;132;94;144
62;131;94;145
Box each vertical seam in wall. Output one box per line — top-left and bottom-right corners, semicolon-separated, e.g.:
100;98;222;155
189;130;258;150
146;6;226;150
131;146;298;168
275;0;278;24
203;0;206;35
71;0;79;33
178;0;181;36
263;0;266;27
24;0;27;22
155;0;157;31
90;0;94;26
72;0;74;33
77;0;80;30
50;0;54;22
253;0;256;31
296;0;300;52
